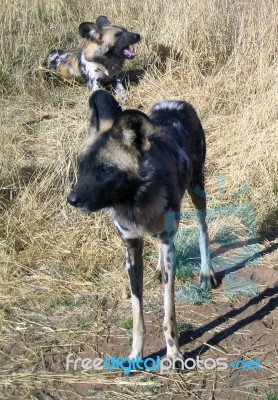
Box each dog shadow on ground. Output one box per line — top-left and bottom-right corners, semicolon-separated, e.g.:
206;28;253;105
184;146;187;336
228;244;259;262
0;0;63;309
145;282;278;361
103;68;145;93
181;283;278;360
146;230;278;361
121;68;146;87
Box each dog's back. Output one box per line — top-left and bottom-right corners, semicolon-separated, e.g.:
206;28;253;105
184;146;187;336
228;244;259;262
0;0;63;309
137;99;207;211
150;100;206;168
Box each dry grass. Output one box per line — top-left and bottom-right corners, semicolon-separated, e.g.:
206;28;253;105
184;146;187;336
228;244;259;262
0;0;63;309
1;0;278;399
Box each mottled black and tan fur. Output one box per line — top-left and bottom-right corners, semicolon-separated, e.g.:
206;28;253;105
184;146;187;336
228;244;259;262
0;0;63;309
67;90;216;362
45;16;140;94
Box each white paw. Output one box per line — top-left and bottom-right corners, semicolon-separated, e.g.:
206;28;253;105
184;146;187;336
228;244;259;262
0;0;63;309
199;269;217;291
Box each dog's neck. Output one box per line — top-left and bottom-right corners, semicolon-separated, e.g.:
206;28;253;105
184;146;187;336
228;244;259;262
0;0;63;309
92;53;125;78
107;185;169;236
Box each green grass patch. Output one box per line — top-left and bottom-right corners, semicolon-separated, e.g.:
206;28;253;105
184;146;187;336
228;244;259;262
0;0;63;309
121;317;133;330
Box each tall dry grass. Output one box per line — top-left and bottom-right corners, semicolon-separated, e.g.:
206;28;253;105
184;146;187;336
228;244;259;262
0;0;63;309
0;0;278;398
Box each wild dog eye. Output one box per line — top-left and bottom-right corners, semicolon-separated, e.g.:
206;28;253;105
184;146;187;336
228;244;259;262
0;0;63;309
115;32;122;37
99;165;113;175
96;164;114;181
95;168;106;182
78;155;92;173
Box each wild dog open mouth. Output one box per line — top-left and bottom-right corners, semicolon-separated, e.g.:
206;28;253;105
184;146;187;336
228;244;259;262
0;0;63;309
123;47;137;59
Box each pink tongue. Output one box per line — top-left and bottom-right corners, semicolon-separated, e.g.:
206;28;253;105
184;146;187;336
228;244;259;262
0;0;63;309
123;48;137;58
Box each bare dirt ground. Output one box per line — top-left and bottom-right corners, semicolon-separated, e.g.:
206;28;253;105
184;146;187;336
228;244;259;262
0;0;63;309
61;264;278;400
2;246;278;400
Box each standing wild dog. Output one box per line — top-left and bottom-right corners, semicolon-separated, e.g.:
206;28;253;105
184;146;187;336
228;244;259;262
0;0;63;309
45;16;140;94
67;90;216;362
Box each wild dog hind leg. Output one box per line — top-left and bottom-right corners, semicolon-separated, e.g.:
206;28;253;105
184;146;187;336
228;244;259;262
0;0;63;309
117;230;145;359
188;179;217;291
154;247;162;282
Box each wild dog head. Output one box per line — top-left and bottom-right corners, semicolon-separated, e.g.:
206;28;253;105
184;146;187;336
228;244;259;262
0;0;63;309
67;90;154;212
79;16;141;60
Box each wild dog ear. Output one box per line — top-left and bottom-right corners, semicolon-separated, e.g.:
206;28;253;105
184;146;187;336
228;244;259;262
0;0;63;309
113;110;154;152
96;16;112;28
79;22;102;41
88;90;122;141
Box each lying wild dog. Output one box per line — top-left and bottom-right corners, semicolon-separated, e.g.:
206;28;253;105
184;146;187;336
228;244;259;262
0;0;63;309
45;16;140;94
67;90;216;362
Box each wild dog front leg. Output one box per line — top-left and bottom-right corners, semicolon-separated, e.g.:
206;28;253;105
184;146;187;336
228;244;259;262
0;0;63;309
124;238;145;359
88;77;100;92
159;239;183;361
114;78;126;97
